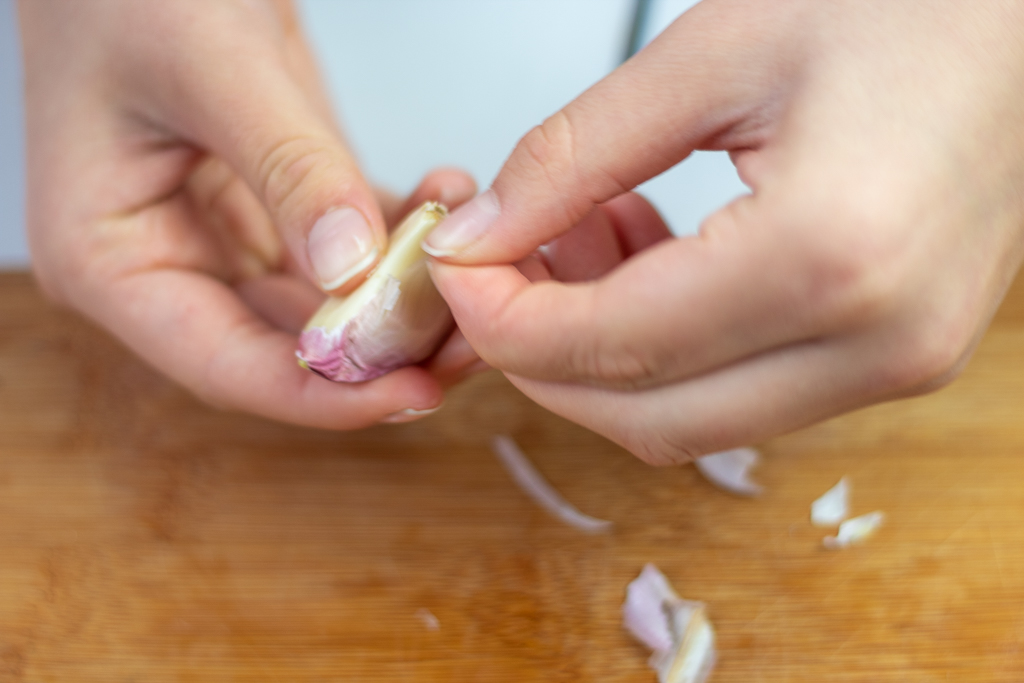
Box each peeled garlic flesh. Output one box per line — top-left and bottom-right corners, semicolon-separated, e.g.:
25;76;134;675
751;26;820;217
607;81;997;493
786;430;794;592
297;202;454;382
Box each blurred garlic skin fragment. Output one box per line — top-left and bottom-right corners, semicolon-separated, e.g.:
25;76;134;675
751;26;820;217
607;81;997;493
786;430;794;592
297;202;454;382
623;564;716;683
823;511;885;549
490;435;613;533
811;477;850;527
694;447;763;497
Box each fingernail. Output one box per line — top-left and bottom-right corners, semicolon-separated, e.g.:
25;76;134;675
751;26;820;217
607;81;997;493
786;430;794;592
422;189;501;257
308;206;379;290
380;405;443;424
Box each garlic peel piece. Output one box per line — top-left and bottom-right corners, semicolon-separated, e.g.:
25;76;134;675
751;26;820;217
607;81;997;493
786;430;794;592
811;477;850;527
694;448;763;497
823;510;885;549
490;435;612;534
623;564;716;683
623;564;678;654
297;202;454;382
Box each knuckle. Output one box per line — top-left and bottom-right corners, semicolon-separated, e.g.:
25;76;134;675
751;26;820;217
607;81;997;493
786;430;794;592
767;183;975;397
571;337;663;388
515;110;628;201
877;317;973;395
257;135;340;220
778;190;919;330
564;287;664;387
516;112;578;189
623;430;701;467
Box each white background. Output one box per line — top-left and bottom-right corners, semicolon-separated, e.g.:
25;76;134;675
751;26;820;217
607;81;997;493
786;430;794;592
0;0;745;268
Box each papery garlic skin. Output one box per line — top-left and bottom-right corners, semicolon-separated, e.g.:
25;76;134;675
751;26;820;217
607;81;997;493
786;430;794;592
623;564;716;683
297;202;454;382
811;477;850;527
694;448;763;497
491;435;613;534
823;510;885;549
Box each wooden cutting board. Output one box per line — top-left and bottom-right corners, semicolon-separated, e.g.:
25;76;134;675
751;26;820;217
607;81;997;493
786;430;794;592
1;269;1023;682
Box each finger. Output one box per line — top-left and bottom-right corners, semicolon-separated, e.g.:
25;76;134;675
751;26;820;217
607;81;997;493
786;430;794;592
235;273;325;336
425;328;489;388
129;3;386;296
536;193;671;283
399;167;478;218
601;192;673;256
186;156;283;280
423;0;790;262
430;185;867;389
540;207;624;283
502;323;949;466
97;269;443;428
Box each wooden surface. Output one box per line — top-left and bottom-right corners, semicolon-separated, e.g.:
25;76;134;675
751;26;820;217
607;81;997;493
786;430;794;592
1;270;1024;682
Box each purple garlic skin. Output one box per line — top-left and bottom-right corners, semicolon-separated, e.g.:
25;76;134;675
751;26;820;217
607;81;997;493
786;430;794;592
297;202;454;382
298;326;395;383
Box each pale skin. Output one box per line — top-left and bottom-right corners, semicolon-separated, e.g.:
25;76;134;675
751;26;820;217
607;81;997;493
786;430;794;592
18;0;488;428
426;0;1024;464
20;1;1024;458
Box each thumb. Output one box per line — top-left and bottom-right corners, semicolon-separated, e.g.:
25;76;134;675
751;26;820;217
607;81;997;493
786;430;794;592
423;0;789;263
150;4;386;294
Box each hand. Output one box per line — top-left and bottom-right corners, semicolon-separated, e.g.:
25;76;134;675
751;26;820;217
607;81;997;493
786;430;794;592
19;0;478;428
425;0;1024;463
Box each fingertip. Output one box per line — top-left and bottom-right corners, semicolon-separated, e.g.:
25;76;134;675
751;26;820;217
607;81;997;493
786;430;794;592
421;189;502;260
404;167;478;213
306;205;385;295
426;259;516;319
293;363;445;429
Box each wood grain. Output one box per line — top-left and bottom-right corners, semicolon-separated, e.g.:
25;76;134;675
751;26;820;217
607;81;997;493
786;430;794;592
1;269;1023;682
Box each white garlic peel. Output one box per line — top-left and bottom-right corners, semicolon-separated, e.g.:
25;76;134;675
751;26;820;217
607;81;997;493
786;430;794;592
490;435;613;534
811;477;850;527
823;511;885;549
694;448;763;497
297;202;454;382
623;564;717;683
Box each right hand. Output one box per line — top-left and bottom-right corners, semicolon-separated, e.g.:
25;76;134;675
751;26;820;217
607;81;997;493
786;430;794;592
19;0;476;427
426;0;1024;462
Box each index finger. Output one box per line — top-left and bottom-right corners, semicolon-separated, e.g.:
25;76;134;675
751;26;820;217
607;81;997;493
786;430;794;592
423;0;789;263
428;186;871;389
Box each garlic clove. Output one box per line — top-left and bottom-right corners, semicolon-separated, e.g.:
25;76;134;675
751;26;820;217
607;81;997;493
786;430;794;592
297;202;454;382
